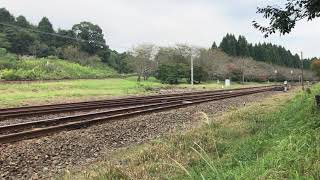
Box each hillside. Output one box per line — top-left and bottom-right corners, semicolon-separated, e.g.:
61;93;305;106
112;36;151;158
0;50;117;80
199;49;316;82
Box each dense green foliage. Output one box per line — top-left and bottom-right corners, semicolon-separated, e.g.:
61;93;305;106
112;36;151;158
0;8;128;72
218;33;311;68
253;0;320;37
156;64;188;84
0;53;117;80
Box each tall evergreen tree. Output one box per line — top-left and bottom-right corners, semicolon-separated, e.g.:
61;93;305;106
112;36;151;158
0;8;15;33
211;41;217;49
219;34;237;56
237;35;249;57
38;17;55;46
219;33;302;68
0;8;15;23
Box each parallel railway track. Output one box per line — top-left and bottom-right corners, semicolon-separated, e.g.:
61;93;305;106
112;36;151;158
0;85;281;144
0;85;277;119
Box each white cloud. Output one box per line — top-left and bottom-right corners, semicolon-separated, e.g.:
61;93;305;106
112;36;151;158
1;0;319;57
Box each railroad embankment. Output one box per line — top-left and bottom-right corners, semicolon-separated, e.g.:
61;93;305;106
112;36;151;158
62;85;320;179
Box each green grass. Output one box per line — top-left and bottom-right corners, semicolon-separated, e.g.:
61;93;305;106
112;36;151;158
0;77;266;108
0;77;164;108
0;57;118;80
61;85;320;180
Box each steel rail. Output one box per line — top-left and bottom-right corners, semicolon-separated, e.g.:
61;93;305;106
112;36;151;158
0;86;276;144
0;85;277;119
0;88;268;134
1;85;270;112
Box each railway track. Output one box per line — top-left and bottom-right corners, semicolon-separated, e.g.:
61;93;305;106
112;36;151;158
0;85;278;119
0;85;281;144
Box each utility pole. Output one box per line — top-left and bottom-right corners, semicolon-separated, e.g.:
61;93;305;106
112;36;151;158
274;69;278;84
301;51;304;90
290;70;293;85
191;55;194;86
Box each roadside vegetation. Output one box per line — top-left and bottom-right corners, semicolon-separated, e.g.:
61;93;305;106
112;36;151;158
62;84;320;179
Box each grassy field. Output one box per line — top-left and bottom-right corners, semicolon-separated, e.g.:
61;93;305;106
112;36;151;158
0;56;117;81
0;77;268;108
0;77;163;108
61;84;320;179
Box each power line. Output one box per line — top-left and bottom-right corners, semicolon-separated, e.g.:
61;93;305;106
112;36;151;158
0;22;107;46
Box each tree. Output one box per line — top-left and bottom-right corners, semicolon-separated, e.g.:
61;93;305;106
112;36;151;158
253;0;320;37
0;8;15;22
0;33;11;49
29;41;50;58
55;29;76;47
103;50;131;73
211;41;217;49
16;15;30;28
72;22;106;54
129;44;157;81
234;57;251;83
219;34;238;56
192;66;209;83
97;49;111;64
237;35;249;57
5;28;35;56
0;8;15;32
38;17;55;46
156;63;189;84
218;34;303;69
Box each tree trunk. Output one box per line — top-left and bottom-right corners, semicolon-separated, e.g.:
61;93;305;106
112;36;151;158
242;72;245;84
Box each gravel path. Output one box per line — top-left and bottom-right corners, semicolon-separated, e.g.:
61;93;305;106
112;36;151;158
0;91;277;180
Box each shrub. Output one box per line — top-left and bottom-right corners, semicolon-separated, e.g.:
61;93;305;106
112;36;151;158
0;48;7;56
0;58;118;80
156;64;187;84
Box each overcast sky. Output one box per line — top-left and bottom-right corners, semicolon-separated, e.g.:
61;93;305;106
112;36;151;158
1;0;319;58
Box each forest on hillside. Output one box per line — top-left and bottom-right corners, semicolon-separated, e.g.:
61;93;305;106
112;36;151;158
216;34;314;68
0;8;318;82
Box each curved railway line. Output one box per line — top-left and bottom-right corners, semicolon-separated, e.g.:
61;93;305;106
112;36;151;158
0;85;282;144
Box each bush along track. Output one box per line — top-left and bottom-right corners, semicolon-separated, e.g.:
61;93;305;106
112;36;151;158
62;85;320;179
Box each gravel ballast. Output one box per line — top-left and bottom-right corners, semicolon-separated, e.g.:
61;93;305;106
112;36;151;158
0;91;278;179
